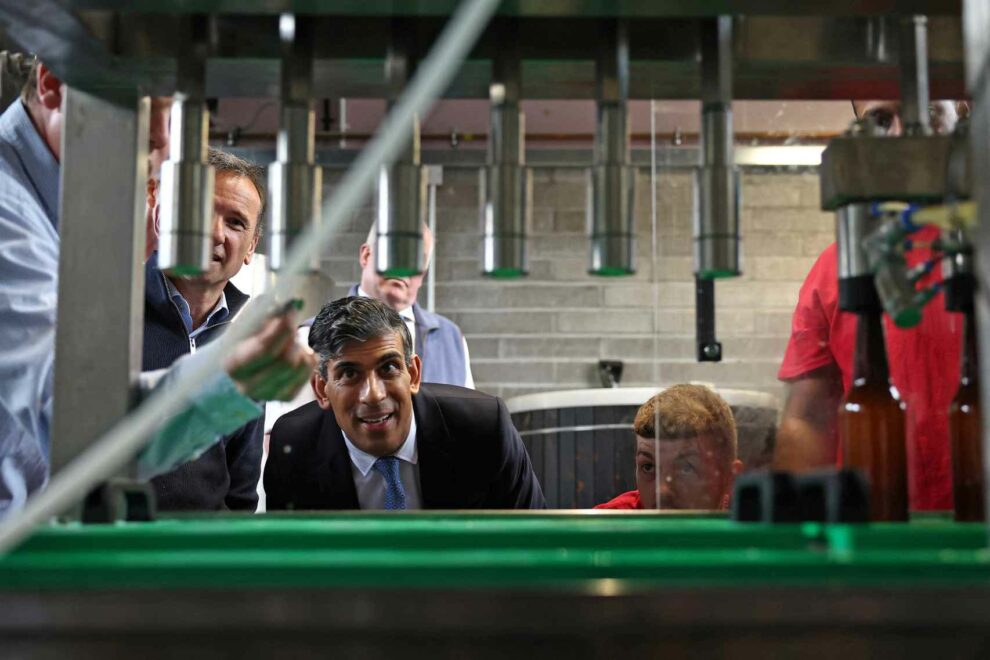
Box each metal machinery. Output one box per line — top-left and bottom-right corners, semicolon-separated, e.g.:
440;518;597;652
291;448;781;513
4;0;990;655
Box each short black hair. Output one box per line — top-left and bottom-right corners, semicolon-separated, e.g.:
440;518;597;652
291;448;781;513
309;296;413;378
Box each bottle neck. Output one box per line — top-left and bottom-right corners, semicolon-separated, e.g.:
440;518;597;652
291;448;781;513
853;310;891;385
961;310;979;385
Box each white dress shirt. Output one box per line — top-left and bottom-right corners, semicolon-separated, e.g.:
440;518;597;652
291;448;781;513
341;415;423;510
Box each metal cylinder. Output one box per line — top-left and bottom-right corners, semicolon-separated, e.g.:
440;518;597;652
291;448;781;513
588;161;636;276
481;60;529;278
836;203;882;313
376;159;427;278
944;229;975;313
587;20;634;277
899;15;931;136
695;105;740;278
268;159;322;271
694;162;740;278
695;17;740;280
481;161;530;278
376;32;425;278
157;96;213;275
268;14;321;273
588;97;635;275
837;203;874;280
267;104;321;272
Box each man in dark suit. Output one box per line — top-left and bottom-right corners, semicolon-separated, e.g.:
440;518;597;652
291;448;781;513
265;296;545;510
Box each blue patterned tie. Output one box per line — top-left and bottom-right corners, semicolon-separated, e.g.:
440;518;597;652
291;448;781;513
372;456;407;510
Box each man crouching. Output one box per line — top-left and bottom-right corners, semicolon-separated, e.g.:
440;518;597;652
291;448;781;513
264;296;546;511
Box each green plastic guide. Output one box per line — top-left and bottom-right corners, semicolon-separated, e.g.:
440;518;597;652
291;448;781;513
1;512;988;591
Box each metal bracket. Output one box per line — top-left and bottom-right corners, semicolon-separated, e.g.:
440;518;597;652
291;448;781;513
820;134;969;209
695;276;722;362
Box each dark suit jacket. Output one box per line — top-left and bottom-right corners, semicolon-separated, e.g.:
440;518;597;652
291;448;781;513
264;384;546;510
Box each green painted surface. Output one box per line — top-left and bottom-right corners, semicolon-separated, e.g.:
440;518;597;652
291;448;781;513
1;512;988;591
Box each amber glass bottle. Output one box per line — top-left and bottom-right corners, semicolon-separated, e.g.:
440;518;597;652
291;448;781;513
839;310;908;521
950;310;984;521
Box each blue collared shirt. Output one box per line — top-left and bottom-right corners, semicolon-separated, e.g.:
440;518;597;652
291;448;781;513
163;276;230;343
0;100;261;517
342;415;423;510
0;101;60;515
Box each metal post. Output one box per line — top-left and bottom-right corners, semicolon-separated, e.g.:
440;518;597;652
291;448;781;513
425;164;442;313
695;16;740;280
51;90;149;486
481;20;529;278
588;19;635;276
964;0;990;535
268;13;322;273
157;15;214;275
899;15;931;136
376;22;427;278
836;202;881;313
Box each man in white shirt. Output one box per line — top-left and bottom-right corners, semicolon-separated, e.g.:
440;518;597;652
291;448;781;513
353;221;473;388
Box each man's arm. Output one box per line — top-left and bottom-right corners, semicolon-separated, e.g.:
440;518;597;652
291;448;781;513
487;397;546;509
224;412;264;511
773;363;844;471
137;311;315;481
0;187;60;515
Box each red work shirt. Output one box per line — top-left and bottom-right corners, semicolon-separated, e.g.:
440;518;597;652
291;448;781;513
778;226;962;510
594;490;643;510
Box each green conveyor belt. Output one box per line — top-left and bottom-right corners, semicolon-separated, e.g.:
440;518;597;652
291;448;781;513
1;512;989;591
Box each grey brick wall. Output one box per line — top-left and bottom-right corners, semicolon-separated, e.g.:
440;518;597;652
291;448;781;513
320;168;832;404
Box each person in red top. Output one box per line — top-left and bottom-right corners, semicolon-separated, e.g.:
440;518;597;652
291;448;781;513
773;100;968;511
596;384;743;510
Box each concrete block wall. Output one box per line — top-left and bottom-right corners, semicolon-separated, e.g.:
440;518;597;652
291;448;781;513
320;167;834;404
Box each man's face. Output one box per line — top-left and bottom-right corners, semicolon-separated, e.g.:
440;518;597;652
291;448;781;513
196;171;261;287
148;97;172;178
312;331;422;457
358;233;433;312
635;434;738;510
852;100;962;136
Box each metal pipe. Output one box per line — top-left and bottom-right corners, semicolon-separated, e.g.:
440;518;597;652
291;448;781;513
425;165;442;312
695;16;740;280
376;25;426;278
588;19;635;277
211;129;843;146
899;15;931;136
267;14;322;273
0;0;501;555
836;202;881;313
157;15;214;276
482;23;529;278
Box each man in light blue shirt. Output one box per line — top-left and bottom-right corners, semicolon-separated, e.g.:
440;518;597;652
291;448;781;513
0;61;316;516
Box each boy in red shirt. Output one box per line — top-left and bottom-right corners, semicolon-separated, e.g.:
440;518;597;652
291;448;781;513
596;385;744;510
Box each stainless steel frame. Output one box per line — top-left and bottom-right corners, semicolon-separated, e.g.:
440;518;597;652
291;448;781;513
0;5;967;100
5;585;990;657
50;91;149;484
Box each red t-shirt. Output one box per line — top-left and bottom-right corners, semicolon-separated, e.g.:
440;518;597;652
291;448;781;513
778;226;962;510
594;490;643;510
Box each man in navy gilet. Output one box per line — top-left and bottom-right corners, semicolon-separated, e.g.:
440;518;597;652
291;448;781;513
144;148;267;511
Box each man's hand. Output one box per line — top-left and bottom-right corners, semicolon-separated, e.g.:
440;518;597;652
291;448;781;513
224;308;316;401
144;178;159;262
